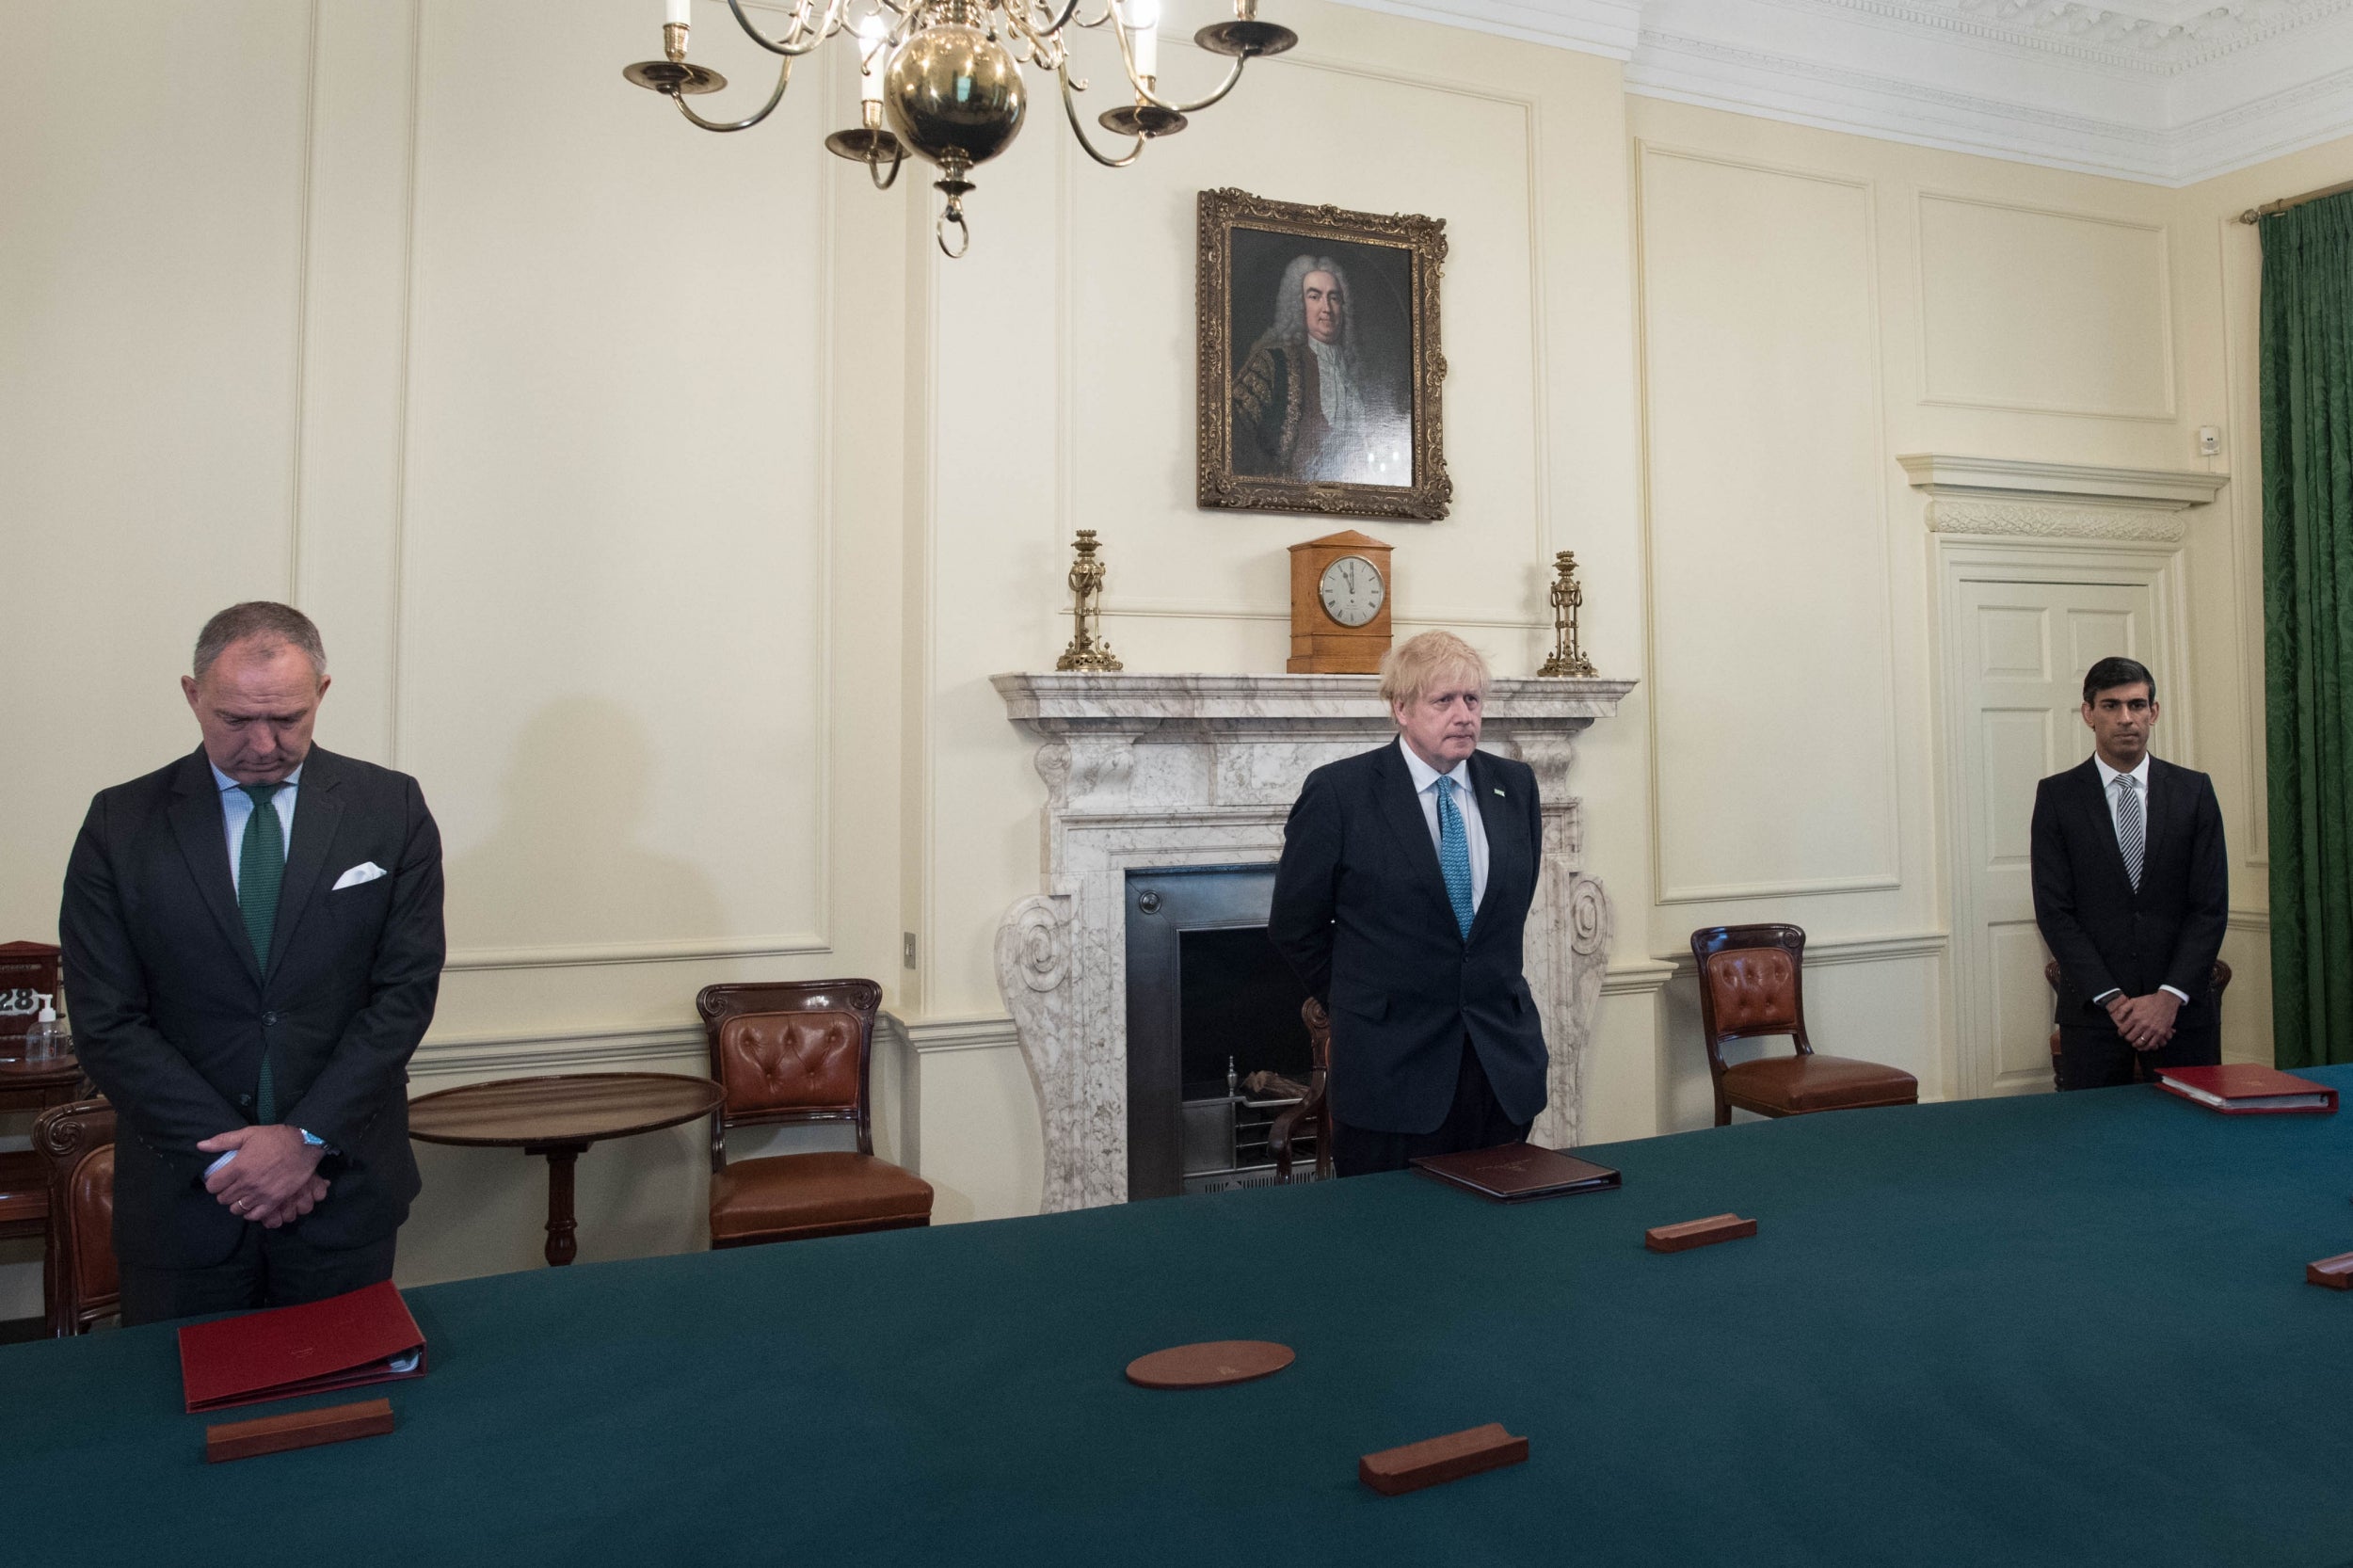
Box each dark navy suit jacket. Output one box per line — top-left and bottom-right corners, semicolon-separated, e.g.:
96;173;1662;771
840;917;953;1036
60;745;444;1269
2030;754;2227;1034
1268;741;1547;1135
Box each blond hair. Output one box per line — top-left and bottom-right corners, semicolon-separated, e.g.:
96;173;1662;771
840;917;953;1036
1379;630;1490;709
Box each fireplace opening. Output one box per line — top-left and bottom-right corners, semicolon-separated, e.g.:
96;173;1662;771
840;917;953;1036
1126;865;1319;1199
1178;927;1314;1099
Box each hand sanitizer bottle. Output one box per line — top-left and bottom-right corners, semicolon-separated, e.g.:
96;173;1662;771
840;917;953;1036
24;993;62;1065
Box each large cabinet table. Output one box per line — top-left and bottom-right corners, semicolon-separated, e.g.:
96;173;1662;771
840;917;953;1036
5;1071;2351;1566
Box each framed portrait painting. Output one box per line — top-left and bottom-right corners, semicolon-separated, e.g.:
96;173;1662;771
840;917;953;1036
1196;187;1449;521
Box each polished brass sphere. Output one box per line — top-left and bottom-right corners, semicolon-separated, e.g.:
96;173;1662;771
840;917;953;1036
884;24;1027;173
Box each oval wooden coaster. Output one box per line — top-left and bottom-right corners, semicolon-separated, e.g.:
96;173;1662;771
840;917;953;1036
1125;1339;1295;1389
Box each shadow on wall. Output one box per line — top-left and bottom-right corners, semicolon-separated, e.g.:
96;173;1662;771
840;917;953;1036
443;696;725;952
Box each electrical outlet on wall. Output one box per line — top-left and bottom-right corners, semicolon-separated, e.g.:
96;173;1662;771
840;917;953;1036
903;932;918;969
2199;425;2222;457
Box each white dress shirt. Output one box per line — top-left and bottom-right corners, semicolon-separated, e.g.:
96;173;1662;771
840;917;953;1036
2089;751;2186;1005
212;761;301;895
1398;736;1487;914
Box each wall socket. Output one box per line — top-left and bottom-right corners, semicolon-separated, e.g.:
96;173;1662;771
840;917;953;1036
2199;425;2221;456
903;932;918;969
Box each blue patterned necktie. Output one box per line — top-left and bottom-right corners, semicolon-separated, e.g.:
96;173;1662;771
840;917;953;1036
238;783;285;1123
2115;773;2144;892
1435;776;1475;941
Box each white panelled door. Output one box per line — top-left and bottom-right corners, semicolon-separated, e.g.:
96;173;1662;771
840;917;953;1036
1951;574;2158;1096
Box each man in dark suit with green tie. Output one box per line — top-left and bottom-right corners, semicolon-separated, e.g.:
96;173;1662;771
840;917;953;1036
60;602;444;1323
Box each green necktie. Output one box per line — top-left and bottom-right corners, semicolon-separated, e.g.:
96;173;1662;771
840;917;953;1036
237;783;285;1123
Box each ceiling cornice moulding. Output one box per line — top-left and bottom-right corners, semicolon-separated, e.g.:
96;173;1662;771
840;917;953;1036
1811;0;2353;78
1322;0;2353;184
1322;0;1644;58
1626;27;2179;182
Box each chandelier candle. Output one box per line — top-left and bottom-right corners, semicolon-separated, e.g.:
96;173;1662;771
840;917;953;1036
1121;0;1161;85
859;14;888;104
624;0;1297;256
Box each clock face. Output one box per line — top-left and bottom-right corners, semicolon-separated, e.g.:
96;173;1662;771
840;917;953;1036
1318;555;1386;628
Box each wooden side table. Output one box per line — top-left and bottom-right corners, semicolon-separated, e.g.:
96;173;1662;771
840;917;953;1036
0;1056;93;1254
407;1073;726;1267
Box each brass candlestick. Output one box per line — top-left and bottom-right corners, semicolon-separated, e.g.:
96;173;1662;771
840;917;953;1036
1537;550;1595;678
1056;529;1123;672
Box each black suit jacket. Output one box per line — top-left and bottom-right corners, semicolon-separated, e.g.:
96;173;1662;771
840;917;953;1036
2029;755;2227;1032
59;745;444;1269
1268;742;1547;1135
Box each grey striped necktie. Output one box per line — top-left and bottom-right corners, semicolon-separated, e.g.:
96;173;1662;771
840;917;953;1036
2115;773;2144;891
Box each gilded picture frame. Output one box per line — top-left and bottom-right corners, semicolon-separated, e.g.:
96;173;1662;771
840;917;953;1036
1196;187;1450;521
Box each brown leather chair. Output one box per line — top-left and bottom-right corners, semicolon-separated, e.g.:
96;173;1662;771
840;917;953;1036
33;1097;117;1336
1269;997;1334;1184
2045;958;2232;1090
694;981;932;1249
1692;924;1919;1126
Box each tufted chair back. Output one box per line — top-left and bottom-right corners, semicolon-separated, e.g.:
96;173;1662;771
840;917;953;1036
718;1012;862;1116
35;1096;117;1336
695;981;883;1168
1692;925;1813;1070
1701;948;1801;1039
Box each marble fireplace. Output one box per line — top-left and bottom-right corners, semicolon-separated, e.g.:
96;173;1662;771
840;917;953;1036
993;672;1634;1213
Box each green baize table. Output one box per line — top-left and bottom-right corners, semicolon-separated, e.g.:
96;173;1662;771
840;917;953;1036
6;1069;2353;1568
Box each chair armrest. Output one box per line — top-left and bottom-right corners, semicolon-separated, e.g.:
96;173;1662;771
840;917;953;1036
1269;1069;1328;1183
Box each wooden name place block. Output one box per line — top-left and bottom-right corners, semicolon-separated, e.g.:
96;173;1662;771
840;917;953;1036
1358;1423;1529;1497
205;1398;395;1464
2306;1252;2353;1290
1645;1213;1757;1254
1125;1340;1295;1389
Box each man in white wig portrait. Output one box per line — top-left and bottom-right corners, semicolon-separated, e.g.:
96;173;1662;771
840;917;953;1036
1232;252;1408;485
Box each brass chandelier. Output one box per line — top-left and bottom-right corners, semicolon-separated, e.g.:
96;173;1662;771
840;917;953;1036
625;0;1298;257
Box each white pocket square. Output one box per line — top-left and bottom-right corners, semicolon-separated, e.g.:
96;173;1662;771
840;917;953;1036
332;861;388;890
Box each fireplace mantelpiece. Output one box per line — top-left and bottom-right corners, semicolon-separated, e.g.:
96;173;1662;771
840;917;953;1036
993;672;1635;1213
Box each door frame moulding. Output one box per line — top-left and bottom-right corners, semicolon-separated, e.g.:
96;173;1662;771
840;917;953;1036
1897;454;2229;512
1928;531;2191;1101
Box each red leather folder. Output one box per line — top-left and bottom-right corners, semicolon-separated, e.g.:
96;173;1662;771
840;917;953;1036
2155;1064;2338;1115
178;1280;427;1414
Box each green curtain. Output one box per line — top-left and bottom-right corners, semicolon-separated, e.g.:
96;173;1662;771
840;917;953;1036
2260;190;2353;1068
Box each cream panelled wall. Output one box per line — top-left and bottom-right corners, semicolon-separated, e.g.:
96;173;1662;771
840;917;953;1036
1;0;2331;1305
904;6;1646;1220
0;0;911;1304
1619;99;2298;1139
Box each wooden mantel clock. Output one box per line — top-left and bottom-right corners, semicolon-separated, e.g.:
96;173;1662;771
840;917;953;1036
1288;530;1393;674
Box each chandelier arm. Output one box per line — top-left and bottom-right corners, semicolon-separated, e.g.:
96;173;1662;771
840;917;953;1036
1139;56;1247;114
672;53;794;131
723;0;841;56
868;141;905;189
1057;66;1146;168
1110;19;1249;114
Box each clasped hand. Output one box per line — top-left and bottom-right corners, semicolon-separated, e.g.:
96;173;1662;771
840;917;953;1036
2105;990;2181;1052
197;1125;328;1228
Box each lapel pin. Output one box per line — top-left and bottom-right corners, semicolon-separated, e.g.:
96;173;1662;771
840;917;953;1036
1493;787;1505;797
